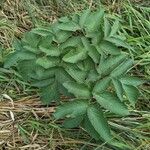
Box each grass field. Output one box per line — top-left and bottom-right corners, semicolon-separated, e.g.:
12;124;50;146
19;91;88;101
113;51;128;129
0;0;150;149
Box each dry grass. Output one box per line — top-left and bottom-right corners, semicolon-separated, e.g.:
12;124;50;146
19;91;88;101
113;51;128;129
0;97;102;150
0;97;53;150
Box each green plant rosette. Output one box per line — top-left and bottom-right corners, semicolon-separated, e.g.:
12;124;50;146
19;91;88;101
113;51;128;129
4;9;144;147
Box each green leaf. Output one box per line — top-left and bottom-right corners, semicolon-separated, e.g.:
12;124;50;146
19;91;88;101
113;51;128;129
22;32;40;48
97;40;121;55
93;77;111;93
17;60;36;81
39;35;53;48
55;68;73;84
18;51;36;60
31;28;52;36
71;14;80;23
81;37;100;63
40;81;60;104
59;16;70;23
94;92;129;116
85;9;104;32
82;57;95;71
63;81;91;99
122;84;139;107
54;30;71;43
109;19;120;36
54;99;88;119
35;67;56;79
87;105;112;142
104;17;111;37
4;51;36;68
0;48;3;63
110;59;133;77
81;37;91;50
112;78;124;101
97;53;127;76
82;115;100;140
39;46;61;56
58;83;74;98
63;116;83;128
110;140;132;150
61;36;82;49
32;78;55;87
12;38;23;51
57;22;80;31
23;45;38;53
79;9;91;27
86;31;103;45
75;57;94;74
62;47;87;63
92;32;104;45
120;76;145;86
86;69;99;83
106;37;131;49
36;57;60;69
4;52;20;68
65;65;87;83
